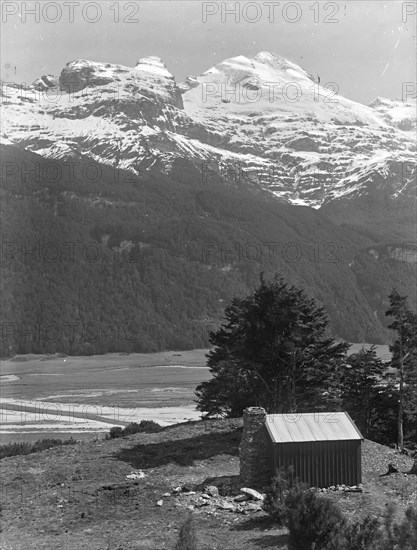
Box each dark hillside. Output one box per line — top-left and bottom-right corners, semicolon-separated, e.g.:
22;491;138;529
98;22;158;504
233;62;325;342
1;144;415;354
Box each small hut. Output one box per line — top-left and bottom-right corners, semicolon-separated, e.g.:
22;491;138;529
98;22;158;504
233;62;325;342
240;407;363;488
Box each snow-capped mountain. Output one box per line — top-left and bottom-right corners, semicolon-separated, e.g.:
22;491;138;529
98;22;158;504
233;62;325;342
1;52;416;349
1;52;416;210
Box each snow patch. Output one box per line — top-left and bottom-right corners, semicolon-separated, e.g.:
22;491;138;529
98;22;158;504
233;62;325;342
135;56;174;79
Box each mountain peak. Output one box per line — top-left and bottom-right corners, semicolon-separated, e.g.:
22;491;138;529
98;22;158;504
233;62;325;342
253;51;312;79
198;51;313;85
135;56;174;79
253;51;285;64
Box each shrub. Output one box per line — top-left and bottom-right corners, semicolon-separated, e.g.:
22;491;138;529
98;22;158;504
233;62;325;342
106;420;162;440
175;514;197;550
378;504;417;550
136;420;162;433
108;426;124;439
286;498;417;550
263;467;297;525
286;488;345;550
327;515;381;550
325;504;417;550
0;438;76;459
123;422;141;435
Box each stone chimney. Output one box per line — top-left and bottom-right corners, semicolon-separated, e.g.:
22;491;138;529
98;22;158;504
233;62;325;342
239;407;271;488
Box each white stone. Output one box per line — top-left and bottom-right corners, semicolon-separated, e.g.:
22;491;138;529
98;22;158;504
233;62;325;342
240;488;264;501
216;501;236;511
126;470;146;480
205;485;219;497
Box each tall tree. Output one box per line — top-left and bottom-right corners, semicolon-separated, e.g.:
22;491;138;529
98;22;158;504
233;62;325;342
196;274;348;416
385;290;417;450
340;347;398;442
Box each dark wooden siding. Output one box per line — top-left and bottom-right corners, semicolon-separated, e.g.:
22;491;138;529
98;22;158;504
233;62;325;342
271;440;362;487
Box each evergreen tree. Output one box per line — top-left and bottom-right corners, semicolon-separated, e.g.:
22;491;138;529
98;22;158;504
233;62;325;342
340;347;398;441
196;274;348;416
385;290;417;450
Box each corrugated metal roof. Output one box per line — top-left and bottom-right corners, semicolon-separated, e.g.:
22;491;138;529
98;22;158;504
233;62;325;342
265;412;363;443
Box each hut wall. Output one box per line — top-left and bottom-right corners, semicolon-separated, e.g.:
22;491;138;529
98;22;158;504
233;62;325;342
272;440;362;487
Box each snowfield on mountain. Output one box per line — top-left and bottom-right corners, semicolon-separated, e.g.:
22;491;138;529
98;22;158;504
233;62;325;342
2;51;415;210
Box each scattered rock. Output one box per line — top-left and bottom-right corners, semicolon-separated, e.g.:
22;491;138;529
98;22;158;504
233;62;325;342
163;493;170;497
173;486;182;494
216;501;236;512
380;463;399;476
126;470;146;480
173;485;268;516
197;475;241;495
240;488;264;501
156;500;163;506
320;484;363;493
407;459;417;475
234;494;250;502
245;502;263;512
205;485;219;497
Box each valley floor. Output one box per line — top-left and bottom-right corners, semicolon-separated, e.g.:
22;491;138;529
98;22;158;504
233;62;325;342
0;350;210;443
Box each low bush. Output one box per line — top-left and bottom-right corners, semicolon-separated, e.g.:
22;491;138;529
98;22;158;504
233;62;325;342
327;515;381;550
134;420;162;433
105;420;162;439
263;467;297;525
282;484;416;550
286;487;345;550
327;504;417;550
378;504;417;550
123;422;141;435
0;438;76;459
107;426;124;439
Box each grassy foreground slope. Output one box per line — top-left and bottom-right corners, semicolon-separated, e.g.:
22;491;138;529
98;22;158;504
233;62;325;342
0;419;415;550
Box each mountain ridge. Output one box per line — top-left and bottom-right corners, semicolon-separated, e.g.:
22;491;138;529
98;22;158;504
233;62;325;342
1;51;415;210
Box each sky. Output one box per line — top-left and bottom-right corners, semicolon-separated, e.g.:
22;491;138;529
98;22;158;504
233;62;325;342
1;0;416;104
